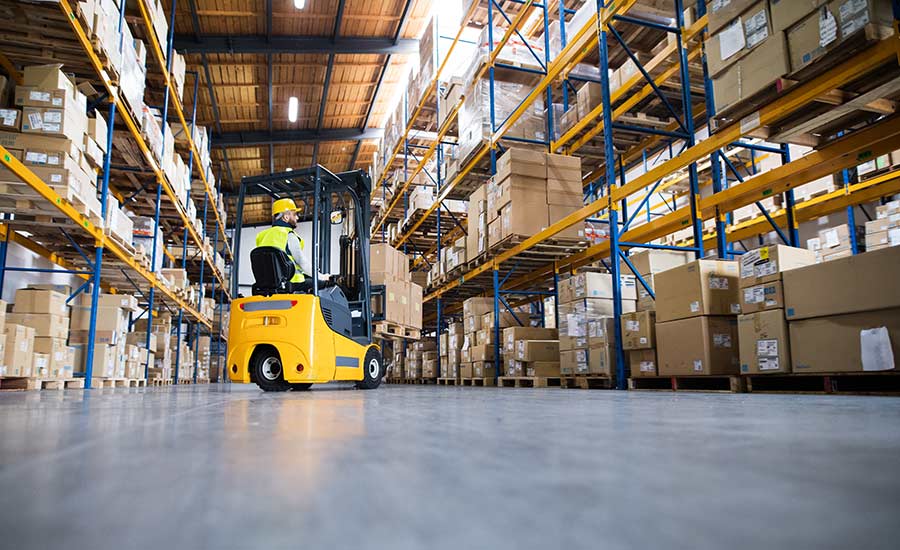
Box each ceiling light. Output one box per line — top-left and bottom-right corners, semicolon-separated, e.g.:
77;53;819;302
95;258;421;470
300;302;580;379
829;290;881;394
286;167;293;172
288;96;299;123
294;0;306;9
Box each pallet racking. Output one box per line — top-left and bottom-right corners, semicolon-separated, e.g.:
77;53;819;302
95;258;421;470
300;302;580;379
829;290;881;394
371;0;900;387
0;0;233;387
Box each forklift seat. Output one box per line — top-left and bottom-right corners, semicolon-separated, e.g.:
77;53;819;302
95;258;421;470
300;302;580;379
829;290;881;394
250;246;297;296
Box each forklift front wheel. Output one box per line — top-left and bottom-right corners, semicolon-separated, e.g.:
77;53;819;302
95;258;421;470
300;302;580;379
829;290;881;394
251;347;291;392
356;348;383;390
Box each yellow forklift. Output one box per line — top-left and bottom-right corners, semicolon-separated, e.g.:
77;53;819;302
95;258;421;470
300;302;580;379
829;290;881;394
227;166;382;391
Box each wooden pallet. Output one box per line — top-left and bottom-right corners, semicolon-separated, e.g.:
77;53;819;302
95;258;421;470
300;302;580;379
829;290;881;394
392;378;437;385
89;377;130;389
373;321;421;341
437;377;460;386
148;378;173;386
0;377;85;391
461;377;496;387
560;376;614;390
498;376;561;388
628;375;745;393
745;371;900;395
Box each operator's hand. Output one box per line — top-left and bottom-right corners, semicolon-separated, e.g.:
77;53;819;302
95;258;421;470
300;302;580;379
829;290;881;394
317;272;330;283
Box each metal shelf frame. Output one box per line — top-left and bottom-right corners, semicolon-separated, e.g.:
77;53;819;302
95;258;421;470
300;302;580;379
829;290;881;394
375;1;900;386
0;0;232;387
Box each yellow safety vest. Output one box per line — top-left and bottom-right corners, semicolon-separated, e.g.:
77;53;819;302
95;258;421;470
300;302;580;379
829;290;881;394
256;226;305;283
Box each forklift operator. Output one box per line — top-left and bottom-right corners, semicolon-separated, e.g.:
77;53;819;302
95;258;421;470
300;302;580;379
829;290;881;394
256;198;328;292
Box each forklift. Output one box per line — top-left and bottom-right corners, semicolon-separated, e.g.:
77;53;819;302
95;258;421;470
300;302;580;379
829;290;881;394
227;165;382;391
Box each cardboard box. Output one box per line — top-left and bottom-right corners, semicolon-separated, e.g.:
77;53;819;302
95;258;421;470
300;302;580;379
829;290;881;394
466;184;487;260
470;344;496;362
621;310;655;350
770;0;827;32
548;205;586;240
783;246;900;320
740;280;785;314
500;200;549;239
459;362;474;379
636;273;655;311
503;326;557;354
6;313;68;339
13;288;69;316
3;324;35;377
526;361;561;377
408;282;423;330
494;174;547;214
472;361;495;378
706;1;773;77
0;108;20;130
559;272;636;303
629;249;693;277
587;317;616;347
708;0;760;34
488;218;502;248
657;316;740;375
790;308;900;373
73;342;119;378
654;260;742;322
476;328;495;347
576;82;602;121
713;32;790;113
515;339;559;362
787;0;894;74
560;346;614;376
629;349;657;377
495;147;546;182
34;337;70;377
738;310;791;374
739;245;817;287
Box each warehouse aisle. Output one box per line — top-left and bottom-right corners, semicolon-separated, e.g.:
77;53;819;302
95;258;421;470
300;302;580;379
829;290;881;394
1;385;898;549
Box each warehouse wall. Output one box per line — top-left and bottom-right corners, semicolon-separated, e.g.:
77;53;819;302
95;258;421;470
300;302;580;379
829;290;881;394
1;241;82;303
235;221;341;295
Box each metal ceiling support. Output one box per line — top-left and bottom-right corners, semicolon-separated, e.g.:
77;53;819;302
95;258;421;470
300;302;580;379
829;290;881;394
313;142;320;167
317;56;335;132
360;0;413;132
211;128;385;147
174;35;418;55
348;140;362;171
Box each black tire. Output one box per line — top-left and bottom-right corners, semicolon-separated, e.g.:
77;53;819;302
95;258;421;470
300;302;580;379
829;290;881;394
356;347;383;390
290;383;313;391
251;347;291;392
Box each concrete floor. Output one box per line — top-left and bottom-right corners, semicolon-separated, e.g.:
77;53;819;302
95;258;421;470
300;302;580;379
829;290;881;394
0;385;898;549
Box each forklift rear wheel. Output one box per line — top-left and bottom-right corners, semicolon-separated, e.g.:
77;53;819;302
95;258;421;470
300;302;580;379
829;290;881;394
252;349;291;392
356;348;383;390
290;383;313;391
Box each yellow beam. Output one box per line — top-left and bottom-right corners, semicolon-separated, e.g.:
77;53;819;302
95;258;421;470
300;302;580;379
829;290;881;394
0;51;22;85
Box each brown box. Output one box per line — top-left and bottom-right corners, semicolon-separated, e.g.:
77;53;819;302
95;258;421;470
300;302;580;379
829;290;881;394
708;0;760;34
476;328;495;346
466;184;487;260
503;326;557;354
783;246;900;320
576;82;602;121
526;361;561;377
559;272;637;303
472;361;495;378
587;317;616;348
706;1;772;77
738;310;790;374
770;0;827;32
464;297;494;319
629;249;694;277
488;218;502;248
559;334;588;352
636;273;655;311
0;108;20;130
629;349;658;377
654;260;741;322
714;33;790;113
560;346;614;376
370;243;397;284
408;282;423;329
621;310;655;350
495;147;546;182
548;204;586;240
740;280;785;314
788;0;894;73
3;323;35;377
494;174;547;213
470;344;496;362
545;152;581;179
6;313;68;339
515;339;559;362
459;361;474;379
790;308;900;373
739;245;817;287
657;316;740;375
13;288;69;316
500;200;550;239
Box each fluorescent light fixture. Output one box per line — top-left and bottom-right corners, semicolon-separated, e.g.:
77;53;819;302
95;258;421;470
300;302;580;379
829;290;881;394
288;96;299;122
286;167;293;172
294;0;306;9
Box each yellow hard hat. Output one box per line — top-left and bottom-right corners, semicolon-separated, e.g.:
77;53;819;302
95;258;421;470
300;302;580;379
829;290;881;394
272;198;300;217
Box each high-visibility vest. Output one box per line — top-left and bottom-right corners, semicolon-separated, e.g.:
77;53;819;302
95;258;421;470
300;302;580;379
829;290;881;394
255;226;305;283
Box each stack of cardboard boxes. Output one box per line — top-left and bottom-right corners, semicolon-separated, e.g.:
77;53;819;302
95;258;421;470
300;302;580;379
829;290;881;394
135;313;172;381
807;224;866;262
865;199;900;251
736;245;817;375
655;260;742;376
483;149;585;252
784;246;900;372
444;322;464;379
418;341;439;379
406;346;422;379
371;244;423;331
709;0;894;114
558;272;636;377
625;249;693;377
70;292;140;379
3;289;77;379
460;297;498;378
502;326;558;378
